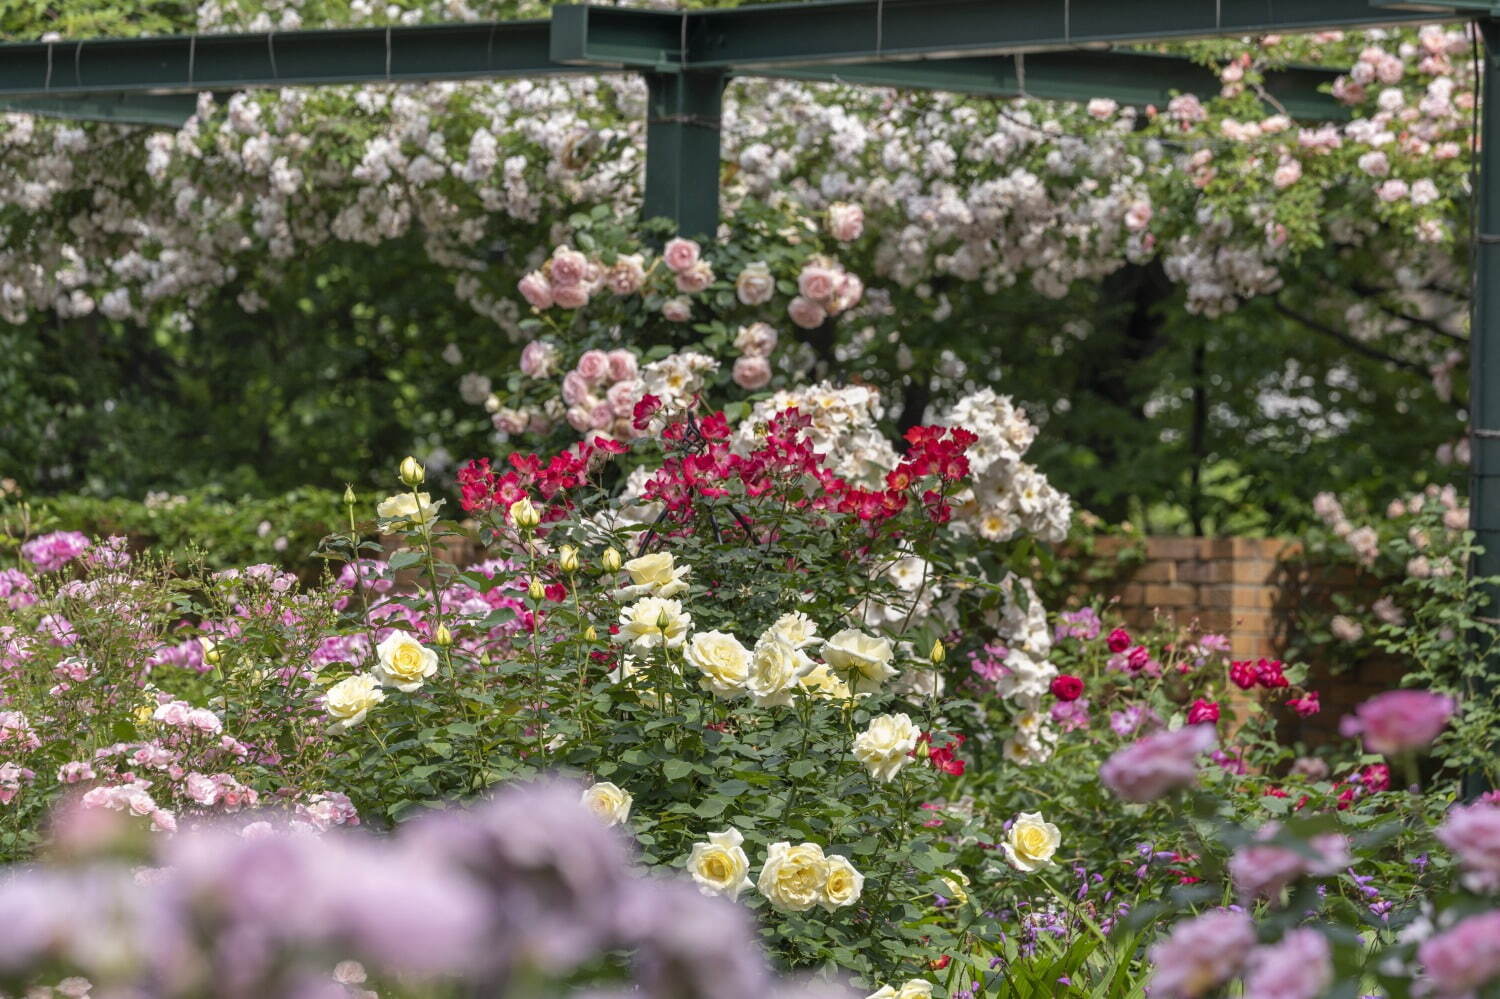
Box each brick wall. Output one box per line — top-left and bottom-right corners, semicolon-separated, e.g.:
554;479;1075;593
1083;536;1399;744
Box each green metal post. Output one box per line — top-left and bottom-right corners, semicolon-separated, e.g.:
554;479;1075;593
1470;18;1500;800
643;70;726;238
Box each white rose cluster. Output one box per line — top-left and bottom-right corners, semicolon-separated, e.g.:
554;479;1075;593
734;381;898;488
939;389;1071;544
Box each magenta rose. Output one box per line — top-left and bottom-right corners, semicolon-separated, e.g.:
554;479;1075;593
1186;699;1219;726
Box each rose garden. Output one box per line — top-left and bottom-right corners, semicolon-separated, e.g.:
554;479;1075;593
2;1;1500;997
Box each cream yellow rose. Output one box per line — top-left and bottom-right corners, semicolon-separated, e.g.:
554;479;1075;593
852;712;920;782
865;980;934;999
615;597;691;650
687;828;752;900
757;841;830;912
324;673;385;729
372;631;438;692
821;628;897;694
375;492;443;529
762;610;819;650
820;854;864;911
580;781;633;827
940;869;971;907
1003;811;1061;872
798;663;853;700
617;551;690;599
746;638;812;708
685;630;751;698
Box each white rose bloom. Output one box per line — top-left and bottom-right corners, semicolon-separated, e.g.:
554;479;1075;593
853;712;921;782
820;854;865;911
758;841;830;912
798;663;853;700
996;649;1057;700
580;781;633;826
746;638;812;707
865;981;935;999
821;628;897;694
372;631;439;692
375;492;443;528
687;828;753;900
616;551;691;599
685;630;751;698
615;597;691;650
324;673;385;729
763;610;819;650
1003;811;1061;872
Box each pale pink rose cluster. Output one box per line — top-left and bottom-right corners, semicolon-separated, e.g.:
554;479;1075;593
560;348;641;438
1436;800;1500;893
152;699;226;736
731;321;779;390
0;711;41;751
1099;724;1216;803
1418;910;1500;998
1339;689;1454;756
80;779;177;832
1227;823;1350;901
1146;909;1255;998
789;255;863;330
826;201;864;242
1242;929;1333;999
182;771;259;811
520;245;651;312
662;237;716;294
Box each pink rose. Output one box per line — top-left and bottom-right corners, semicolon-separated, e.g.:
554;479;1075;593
606;349;637;382
662;297;692;322
827;202;864;242
736;261;775;305
1242;930;1332;999
1376;178;1409;202
605;254;646;295
561;370;592;407
1099;724;1216;803
733;322;778;357
830;272;863;313
1273;158;1301;188
1124;201;1152;232
662;237;700;273
732;355;772;390
1418;911;1500;996
787;295;827;330
606;380;639;417
1228;842;1307;901
797;264;839;302
576;349;610;384
566;405;594;433
552;283;589;310
549;246;589;287
674;259;715;294
589;403;614;431
519;339;558;378
1339;689;1454;755
1436;801;1500;892
1186;699;1219;725
517;271;553;310
1147;911;1255;999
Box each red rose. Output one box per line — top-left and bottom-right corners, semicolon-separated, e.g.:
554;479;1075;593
1049;674;1084;701
1106;628;1132;653
1228;660;1258;690
1187;699;1220;725
1126;645;1151;672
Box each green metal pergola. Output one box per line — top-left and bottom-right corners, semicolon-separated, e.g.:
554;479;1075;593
0;0;1497;766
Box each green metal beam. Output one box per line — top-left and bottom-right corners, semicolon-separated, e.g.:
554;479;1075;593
0;20;587;97
0;93;196;127
550;5;684;71
750;50;1347;119
1468;17;1500;800
644;70;726;238
676;0;1456;69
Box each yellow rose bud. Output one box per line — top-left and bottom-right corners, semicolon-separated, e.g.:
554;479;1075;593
915;738;931;760
201;637;220;665
342;484;356;506
584;625;599;642
398;455;425;487
529;577;546;601
435;623;454;647
602;547;623;572
509;496;541;530
929;639;946;665
559;544;580;573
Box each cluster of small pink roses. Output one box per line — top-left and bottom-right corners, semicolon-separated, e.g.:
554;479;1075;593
560;347;642;437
